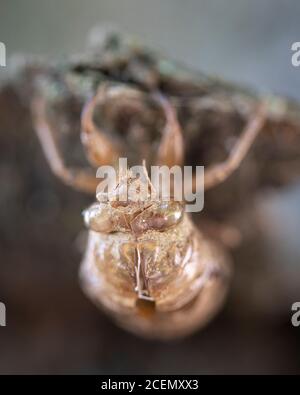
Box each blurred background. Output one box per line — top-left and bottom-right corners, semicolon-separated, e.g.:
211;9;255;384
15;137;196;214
1;0;300;99
0;0;299;374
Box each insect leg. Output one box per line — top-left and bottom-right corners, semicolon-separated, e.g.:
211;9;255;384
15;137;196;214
81;84;120;167
202;103;267;190
32;96;98;194
154;93;184;168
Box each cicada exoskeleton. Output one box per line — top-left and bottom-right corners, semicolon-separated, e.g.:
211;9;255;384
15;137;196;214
32;83;266;339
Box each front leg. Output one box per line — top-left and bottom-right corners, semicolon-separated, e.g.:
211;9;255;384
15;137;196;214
203;103;267;190
31;96;98;194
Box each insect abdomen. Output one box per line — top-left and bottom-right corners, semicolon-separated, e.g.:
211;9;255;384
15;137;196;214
80;214;231;339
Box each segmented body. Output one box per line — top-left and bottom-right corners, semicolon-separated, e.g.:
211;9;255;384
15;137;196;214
81;198;231;339
32;85;265;339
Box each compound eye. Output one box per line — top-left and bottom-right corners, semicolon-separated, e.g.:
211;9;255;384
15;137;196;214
83;203;114;233
131;201;184;234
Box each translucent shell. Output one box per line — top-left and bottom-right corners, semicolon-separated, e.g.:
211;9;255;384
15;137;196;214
83;203;129;233
83;203;113;233
131;201;184;234
83;200;184;235
81;213;231;338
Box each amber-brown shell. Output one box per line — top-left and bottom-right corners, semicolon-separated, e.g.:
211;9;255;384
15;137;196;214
80;213;231;339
